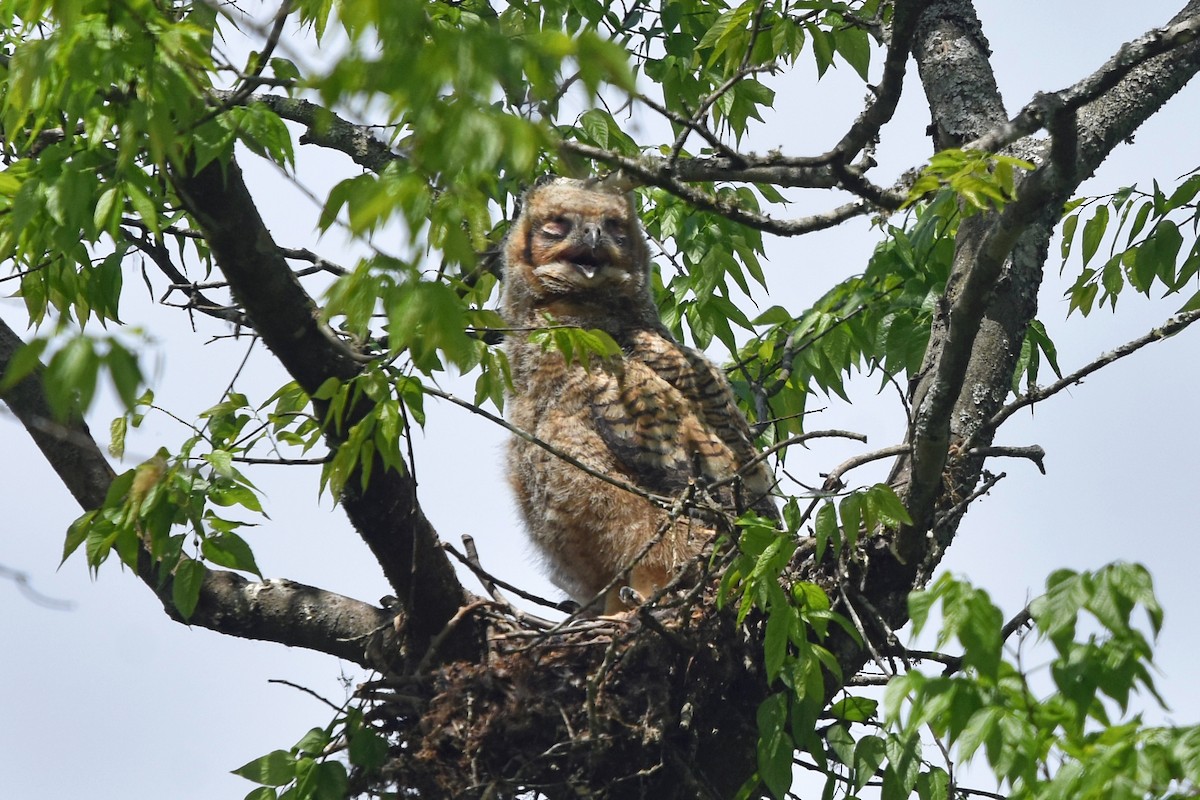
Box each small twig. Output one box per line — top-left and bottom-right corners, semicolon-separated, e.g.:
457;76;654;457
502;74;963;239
838;585;892;677
635;606;697;652
267;678;344;713
821;443;911;490
419;383;672;508
223;0;294;108
636;93;739;160
414;599;491;674
279;246;349;276
442;540;572;614
979;308;1200;444
1002;606;1034;642
124;229;251;328
667;58;779;167
0;564;74;610
903;648;963;675
708;429;869;491
933;471;1006;528
230;454;331;465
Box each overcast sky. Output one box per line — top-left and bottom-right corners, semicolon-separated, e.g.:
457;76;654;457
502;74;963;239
3;2;1199;798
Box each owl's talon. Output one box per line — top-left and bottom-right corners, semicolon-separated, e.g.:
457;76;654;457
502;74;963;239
618;585;645;607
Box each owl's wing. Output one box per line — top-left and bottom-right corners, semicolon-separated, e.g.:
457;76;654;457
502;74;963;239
589;331;778;519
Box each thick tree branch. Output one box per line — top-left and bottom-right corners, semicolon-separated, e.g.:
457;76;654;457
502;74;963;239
806;0;1200;699
0;314;398;669
168;156;479;662
900;0;1200;537
911;0;1200;509
961;11;1200;157
0;315;117;510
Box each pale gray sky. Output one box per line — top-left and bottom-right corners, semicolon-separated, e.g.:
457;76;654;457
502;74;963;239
3;3;1199;797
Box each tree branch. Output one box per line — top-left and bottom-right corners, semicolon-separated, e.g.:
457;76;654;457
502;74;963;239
562;140;879;234
210;89;403;174
0;313;399;669
168;155;479;662
825;0;929;162
961;11;1200;157
983;308;1200;438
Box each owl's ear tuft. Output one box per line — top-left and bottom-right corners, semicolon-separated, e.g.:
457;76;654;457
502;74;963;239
513;174;565;224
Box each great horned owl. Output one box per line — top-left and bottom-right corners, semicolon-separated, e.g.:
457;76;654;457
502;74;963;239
501;176;778;614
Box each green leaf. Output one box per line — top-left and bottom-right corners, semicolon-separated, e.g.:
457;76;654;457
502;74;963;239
839;492;862;549
233;750;297;787
956;706;1001;762
210;483;265;514
105;341;143;411
916;767;950;800
347;725;389;771
63;510;98;565
0;337;48;391
46;336;100;419
270;57;301;83
756;692;794;798
172;558;207;620
853;734;887;792
814;500;838;562
205;450;234;477
109;416;127;459
1060;212;1079;261
834;24;871;81
295;727;332;757
865;484;913;528
828;695;879;724
764;604;793;683
308;760;348;800
826;722;855;767
201;532;263;577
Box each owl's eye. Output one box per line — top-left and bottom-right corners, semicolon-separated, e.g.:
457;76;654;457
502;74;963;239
603;218;626;242
539;217;570;239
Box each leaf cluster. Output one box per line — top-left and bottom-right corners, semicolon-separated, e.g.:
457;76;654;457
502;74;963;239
65;433;265;619
717;512;847;799
875;565;1197;800
905;149;1035;213
1061;170;1200;315
720;483;908;799
731;192;958;444
234;708;388;800
635;0;878;142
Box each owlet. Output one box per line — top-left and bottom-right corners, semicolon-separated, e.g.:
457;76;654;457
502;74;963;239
501;177;778;614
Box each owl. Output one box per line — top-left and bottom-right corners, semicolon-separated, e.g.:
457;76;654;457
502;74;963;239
501;176;779;615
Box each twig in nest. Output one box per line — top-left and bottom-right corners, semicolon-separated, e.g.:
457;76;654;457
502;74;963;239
442;538;570;618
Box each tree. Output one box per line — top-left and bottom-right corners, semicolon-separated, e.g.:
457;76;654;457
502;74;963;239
3;0;1200;797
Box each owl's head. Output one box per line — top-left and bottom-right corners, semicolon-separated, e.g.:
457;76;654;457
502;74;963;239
502;177;652;317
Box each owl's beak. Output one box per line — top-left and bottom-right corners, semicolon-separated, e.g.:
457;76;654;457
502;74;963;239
580;222;602;251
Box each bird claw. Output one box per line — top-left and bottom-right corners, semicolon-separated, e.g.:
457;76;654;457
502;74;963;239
618;585;645;607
